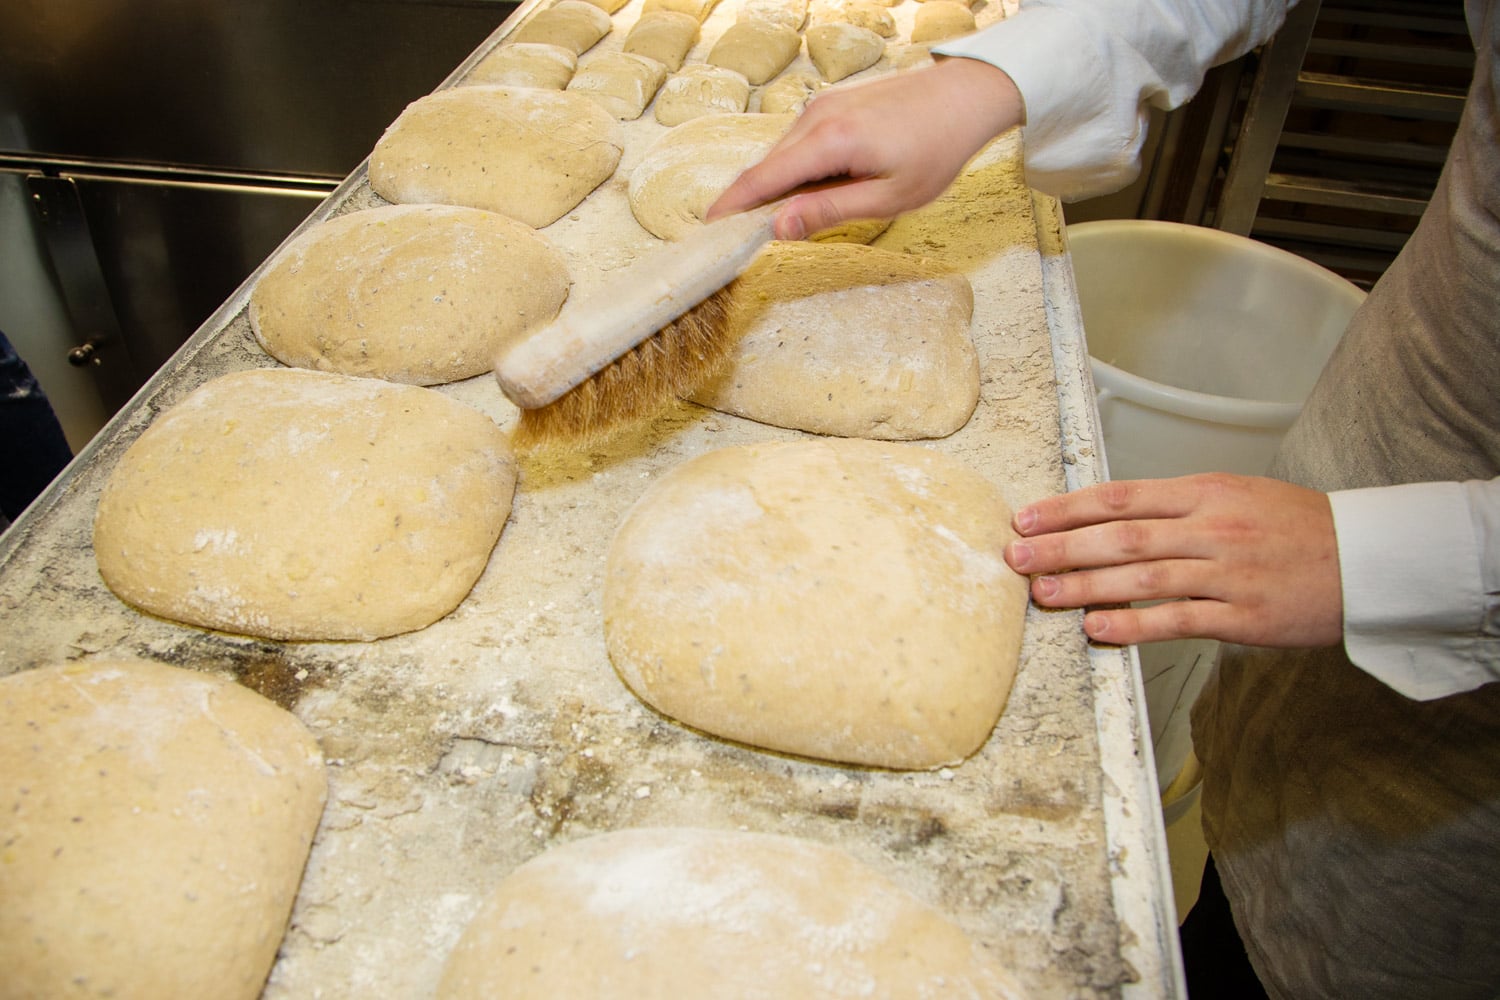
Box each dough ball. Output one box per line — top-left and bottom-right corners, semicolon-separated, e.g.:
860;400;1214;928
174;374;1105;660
706;20;802;85
510;0;613;54
603;439;1029;769
466;42;578;89
436;827;1026;999
642;0;723;21
889;42;937;71
578;0;630;12
369;86;623;229
805;22;886;81
817;1;898;37
0;660;326;1000
739;0;809;31
688;240;978;438
628;112;794;239
567;50;669;119
93;369;517;641
756;70;822;113
622;10;701;71
655;64;752;125
249;204;570;386
910;0;976;42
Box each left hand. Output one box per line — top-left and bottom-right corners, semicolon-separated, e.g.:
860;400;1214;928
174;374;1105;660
1002;473;1344;649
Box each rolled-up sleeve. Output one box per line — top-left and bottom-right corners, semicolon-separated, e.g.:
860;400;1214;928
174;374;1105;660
1331;478;1500;700
934;0;1292;200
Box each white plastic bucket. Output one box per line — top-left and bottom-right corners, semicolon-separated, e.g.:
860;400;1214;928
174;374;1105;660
1066;220;1366;787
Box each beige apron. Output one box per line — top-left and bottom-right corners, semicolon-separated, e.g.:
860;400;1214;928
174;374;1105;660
1192;3;1500;996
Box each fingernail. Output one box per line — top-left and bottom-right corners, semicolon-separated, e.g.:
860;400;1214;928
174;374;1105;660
1033;575;1059;600
782;215;806;241
1015;507;1037;534
1083;612;1109;638
1008;541;1033;569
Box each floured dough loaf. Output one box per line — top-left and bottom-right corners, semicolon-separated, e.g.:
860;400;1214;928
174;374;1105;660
628;112;794;239
510;0;613;54
568;50;669;120
688;240;978;438
642;0;722;21
805;22;886;81
623;10;701;71
578;0;630;12
740;0;809;31
93;368;517;641
249;204;570;385
706;20;802;84
465;42;578;89
603;439;1029;769
436;827;1027;999
0;660;327;1000
655;64;751;125
757;70;821;113
911;0;976;42
369;86;623;229
817;1;897;37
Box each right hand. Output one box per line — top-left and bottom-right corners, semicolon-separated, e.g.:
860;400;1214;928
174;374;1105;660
706;56;1026;241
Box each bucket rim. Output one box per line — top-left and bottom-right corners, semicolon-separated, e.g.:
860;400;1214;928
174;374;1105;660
1090;358;1302;428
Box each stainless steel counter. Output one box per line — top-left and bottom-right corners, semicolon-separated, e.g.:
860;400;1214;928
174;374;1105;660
0;1;1184;995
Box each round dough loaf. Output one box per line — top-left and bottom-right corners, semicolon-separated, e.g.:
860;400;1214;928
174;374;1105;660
756;70;821;113
0;660;327;1000
688;240;979;439
369;86;623;229
910;0;976;42
603;439;1029;769
567;50;669;120
654;64;751;125
93;368;517;641
628;112;794;239
509;0;613;54
436;827;1026;999
739;0;809;30
706;20;802;84
249;204;570;385
465;42;578;89
805;22;886;81
623;10;701;71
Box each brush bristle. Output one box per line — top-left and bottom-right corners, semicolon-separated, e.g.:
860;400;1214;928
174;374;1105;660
512;286;738;450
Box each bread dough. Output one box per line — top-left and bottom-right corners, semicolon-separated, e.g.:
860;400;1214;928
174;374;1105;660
706;20;802;85
688;240;978;438
93;368;517;641
757;70;822;113
577;0;630;13
465;42;578;89
628;112;794;239
622;10;701;71
641;0;722;21
910;0;976;42
0;660;326;1000
510;0;613;54
568;50;669;120
817;1;897;38
249;204;570;385
603;439;1029;769
655;64;751;125
805;22;886;81
436;827;1026;999
369;86;623;229
739;0;809;31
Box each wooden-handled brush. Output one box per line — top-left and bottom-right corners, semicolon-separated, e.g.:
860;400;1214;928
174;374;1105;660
494;204;780;449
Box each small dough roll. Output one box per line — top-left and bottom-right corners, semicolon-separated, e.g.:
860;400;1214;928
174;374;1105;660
819;1;898;38
756;70;821;113
567;50;669;120
249;204;570;385
0;660;327;1000
509;0;613;54
465;42;578;89
436;827;1027;1000
688;240;978;439
655;64;751;125
910;0;976;42
93;368;517;641
628;112;794;239
805;22;885;81
739;0;809;31
604;439;1030;769
369;86;623;229
623;10;702;71
641;0;722;21
706;20;802;85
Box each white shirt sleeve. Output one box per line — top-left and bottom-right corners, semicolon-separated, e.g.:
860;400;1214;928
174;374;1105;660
933;0;1294;200
1330;479;1500;700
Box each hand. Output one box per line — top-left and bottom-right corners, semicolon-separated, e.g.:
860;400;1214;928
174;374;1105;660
705;57;1026;240
1002;473;1344;649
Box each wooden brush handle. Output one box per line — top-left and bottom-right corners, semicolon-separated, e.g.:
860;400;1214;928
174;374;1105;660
494;204;780;410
